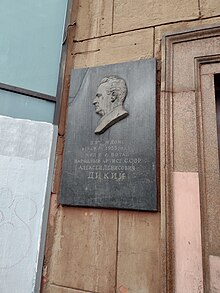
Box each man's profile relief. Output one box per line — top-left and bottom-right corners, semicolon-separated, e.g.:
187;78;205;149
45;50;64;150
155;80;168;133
93;76;129;134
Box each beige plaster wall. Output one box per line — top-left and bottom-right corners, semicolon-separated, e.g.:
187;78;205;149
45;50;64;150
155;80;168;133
42;1;220;292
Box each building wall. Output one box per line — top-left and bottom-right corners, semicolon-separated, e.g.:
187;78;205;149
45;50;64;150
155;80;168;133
42;1;220;292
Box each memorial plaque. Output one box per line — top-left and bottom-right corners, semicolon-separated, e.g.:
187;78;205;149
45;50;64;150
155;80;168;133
60;59;157;211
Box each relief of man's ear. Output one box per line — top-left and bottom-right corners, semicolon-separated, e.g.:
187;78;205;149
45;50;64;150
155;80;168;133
111;90;118;102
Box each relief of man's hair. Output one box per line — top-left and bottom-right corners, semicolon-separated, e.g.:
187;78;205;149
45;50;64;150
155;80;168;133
100;76;127;103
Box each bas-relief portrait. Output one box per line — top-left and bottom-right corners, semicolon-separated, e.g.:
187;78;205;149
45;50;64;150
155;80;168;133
93;76;129;134
60;59;157;210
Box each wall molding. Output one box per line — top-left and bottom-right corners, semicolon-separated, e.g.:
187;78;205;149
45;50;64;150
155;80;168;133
161;24;220;292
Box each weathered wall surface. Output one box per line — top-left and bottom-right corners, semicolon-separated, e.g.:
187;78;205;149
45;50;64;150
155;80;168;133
42;1;220;292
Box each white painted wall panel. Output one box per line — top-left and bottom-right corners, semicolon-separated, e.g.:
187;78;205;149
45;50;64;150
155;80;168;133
0;115;57;293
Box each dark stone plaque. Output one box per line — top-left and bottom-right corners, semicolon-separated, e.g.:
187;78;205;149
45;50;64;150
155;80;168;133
60;59;157;211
